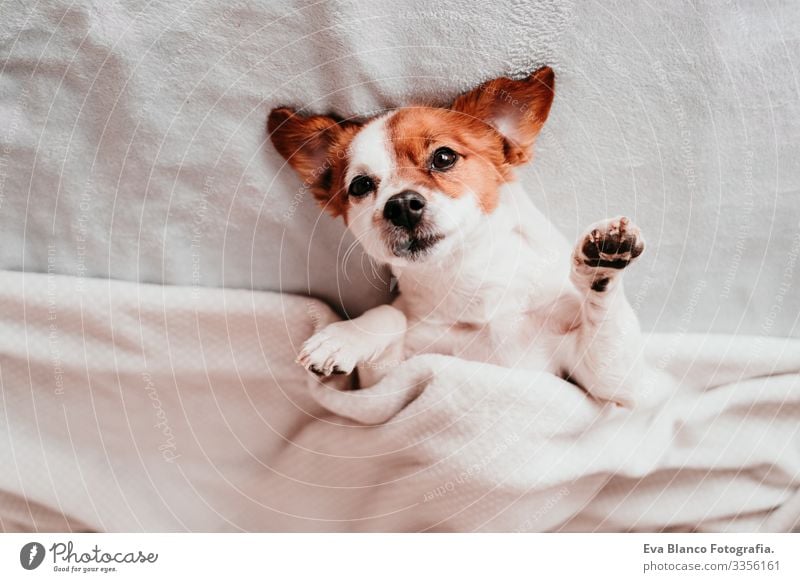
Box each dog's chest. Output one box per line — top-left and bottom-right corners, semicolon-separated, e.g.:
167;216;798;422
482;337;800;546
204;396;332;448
400;274;570;371
403;309;563;370
395;199;574;371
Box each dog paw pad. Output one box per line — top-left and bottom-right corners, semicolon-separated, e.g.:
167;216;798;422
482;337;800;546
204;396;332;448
580;216;644;270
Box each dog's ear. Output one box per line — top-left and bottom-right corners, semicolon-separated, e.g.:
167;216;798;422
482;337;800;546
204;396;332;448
267;107;360;211
451;66;554;166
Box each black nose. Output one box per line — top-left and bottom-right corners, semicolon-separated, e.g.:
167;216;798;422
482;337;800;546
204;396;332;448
383;191;426;229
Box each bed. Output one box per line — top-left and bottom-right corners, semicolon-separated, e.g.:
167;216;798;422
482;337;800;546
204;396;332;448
0;0;798;531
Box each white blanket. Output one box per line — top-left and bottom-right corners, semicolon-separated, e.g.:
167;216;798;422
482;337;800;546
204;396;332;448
2;270;798;532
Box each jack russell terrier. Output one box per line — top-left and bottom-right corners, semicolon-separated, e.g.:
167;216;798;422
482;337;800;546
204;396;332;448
269;67;655;408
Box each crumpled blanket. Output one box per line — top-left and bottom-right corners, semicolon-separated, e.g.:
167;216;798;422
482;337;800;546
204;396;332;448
1;269;798;532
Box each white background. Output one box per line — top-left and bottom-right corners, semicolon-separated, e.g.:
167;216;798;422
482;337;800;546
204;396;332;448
1;533;799;581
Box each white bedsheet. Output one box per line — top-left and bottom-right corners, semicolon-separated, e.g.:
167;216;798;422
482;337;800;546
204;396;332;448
1;270;797;532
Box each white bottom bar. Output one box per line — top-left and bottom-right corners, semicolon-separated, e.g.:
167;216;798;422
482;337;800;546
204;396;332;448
1;533;797;581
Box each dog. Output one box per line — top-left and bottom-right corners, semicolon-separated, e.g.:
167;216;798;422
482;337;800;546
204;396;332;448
268;66;656;408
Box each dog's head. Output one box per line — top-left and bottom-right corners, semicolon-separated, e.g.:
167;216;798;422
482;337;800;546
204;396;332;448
268;67;554;266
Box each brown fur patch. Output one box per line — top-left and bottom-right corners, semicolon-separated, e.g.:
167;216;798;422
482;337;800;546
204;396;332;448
387;107;509;213
383;67;554;214
267;107;361;218
450;66;555;166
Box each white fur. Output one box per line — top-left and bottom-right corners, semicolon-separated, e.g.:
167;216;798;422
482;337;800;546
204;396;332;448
301;139;654;407
344;114;396;263
345;114;395;186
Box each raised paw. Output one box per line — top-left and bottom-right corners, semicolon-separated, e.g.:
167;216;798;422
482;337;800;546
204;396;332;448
296;322;361;378
579;216;645;270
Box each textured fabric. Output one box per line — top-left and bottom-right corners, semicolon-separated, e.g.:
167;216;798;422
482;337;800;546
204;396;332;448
1;1;798;336
1;270;798;532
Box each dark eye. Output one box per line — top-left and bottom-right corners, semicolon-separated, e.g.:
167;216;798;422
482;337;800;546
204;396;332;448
348;175;375;197
431;147;458;171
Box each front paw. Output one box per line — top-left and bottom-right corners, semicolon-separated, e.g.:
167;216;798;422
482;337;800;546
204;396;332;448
578;216;645;270
297;323;361;377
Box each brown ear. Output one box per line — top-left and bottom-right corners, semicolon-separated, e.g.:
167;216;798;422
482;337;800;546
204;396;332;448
267;107;360;208
451;66;555;166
